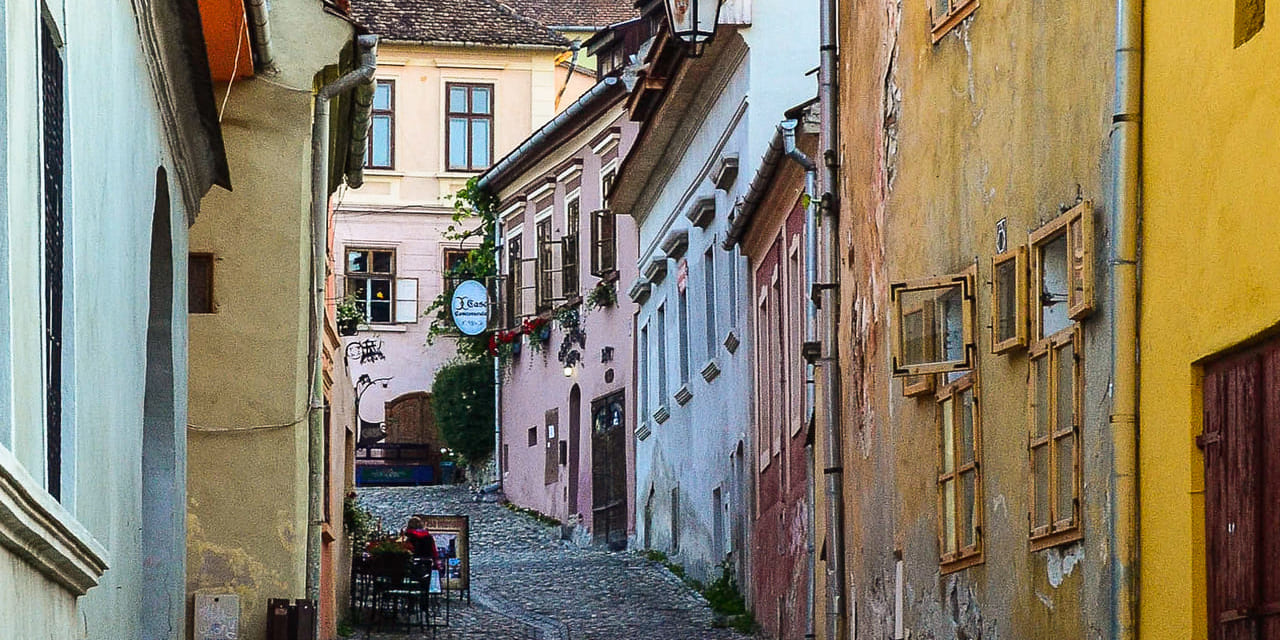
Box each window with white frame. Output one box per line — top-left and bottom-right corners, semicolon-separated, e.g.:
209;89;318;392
505;229;523;326
345;248;416;324
446;83;493;171
367;80;394;169
563;193;580;297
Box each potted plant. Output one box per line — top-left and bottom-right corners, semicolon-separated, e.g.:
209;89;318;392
336;293;362;336
586;281;618;310
523;316;552;353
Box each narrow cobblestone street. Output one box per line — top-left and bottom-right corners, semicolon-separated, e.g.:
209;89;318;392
356;486;754;640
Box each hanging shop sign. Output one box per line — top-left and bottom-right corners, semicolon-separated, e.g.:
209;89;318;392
451;280;491;336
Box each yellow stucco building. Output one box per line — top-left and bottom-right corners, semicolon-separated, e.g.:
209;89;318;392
1140;2;1280;639
186;0;369;636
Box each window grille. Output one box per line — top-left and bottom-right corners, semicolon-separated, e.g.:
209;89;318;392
42;20;64;500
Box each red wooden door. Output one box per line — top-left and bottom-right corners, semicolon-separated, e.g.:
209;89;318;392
1203;339;1280;640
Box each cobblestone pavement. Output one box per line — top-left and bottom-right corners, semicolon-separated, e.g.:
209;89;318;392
355;485;753;640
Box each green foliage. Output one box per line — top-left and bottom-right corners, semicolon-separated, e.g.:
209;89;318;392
368;539;412;556
585;281;617;310
336;293;363;324
643;549;669;563
424;177;499;361
336;619;355;638
343;493;375;548
646;554;756;634
503;501;563;526
431;359;495;465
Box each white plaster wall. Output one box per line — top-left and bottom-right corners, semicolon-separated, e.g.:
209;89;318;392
0;0;192;638
631;0;817;580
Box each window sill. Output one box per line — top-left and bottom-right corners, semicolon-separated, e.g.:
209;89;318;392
1029;526;1083;552
358;323;409;333
0;446;109;595
723;331;740;354
940;552;984;575
652;405;670;425
674;385;693;406
700;359;721;383
363;168;403;177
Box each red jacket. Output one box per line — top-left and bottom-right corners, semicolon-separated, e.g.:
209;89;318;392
405;528;437;559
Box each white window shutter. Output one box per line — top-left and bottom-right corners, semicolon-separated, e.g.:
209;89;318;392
520;257;537;316
395;278;418;323
550;240;565;301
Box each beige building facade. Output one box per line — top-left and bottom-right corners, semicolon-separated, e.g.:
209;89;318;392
186;0;369;637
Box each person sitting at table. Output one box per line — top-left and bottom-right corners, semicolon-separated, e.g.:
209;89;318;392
404;517;438;566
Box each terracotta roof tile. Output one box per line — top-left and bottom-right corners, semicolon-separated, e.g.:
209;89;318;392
497;0;639;29
353;0;569;47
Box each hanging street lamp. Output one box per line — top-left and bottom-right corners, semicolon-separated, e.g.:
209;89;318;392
663;0;723;57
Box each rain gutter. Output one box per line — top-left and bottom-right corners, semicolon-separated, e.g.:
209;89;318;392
245;0;278;74
817;0;847;629
476;76;621;194
1109;0;1143;634
305;34;378;619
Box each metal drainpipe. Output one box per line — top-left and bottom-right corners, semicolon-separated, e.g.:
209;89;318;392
780;119;819;640
817;0;848;631
1109;0;1142;634
494;213;504;490
244;0;278;74
307;34;378;622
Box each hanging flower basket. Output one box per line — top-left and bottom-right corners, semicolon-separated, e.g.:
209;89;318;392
336;293;362;336
586;281;618;310
524;316;552;353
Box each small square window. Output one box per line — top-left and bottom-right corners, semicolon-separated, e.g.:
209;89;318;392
991;246;1028;353
890;271;975;377
189;253;215;314
1030;201;1094;342
901;301;937;397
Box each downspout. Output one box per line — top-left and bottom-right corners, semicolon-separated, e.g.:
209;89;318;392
494;213;504;490
244;0;278;74
817;0;847;633
307;34;378;619
1110;0;1142;635
781;119;818;640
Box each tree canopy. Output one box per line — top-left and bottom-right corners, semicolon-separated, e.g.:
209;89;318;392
430;359;495;465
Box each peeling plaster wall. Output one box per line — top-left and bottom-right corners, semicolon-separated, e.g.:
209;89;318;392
833;0;1117;636
186;1;353;637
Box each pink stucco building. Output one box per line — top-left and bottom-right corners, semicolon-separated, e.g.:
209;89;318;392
332;0;601;457
477;70;640;547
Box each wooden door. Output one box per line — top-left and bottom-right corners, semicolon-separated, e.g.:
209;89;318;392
1202;339;1280;640
592;391;628;550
